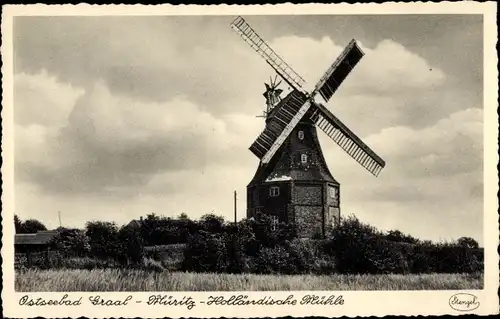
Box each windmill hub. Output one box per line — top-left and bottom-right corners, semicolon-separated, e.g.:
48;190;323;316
231;16;386;238
260;75;283;118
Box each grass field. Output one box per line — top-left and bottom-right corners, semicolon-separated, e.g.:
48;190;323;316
16;269;483;291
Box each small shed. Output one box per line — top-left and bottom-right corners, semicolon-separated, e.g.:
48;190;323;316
15;230;59;267
15;230;59;251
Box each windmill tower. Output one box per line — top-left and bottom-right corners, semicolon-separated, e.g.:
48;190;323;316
230;17;386;238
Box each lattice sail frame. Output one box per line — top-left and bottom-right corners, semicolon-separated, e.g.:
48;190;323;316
231;16;386;176
230;16;307;93
310;104;386;176
313;39;365;103
249;90;308;158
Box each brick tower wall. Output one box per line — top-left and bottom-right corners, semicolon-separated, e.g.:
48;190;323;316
246;183;290;222
292;184;322;237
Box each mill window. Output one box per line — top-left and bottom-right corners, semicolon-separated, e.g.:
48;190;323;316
298;130;304;140
329;186;338;199
271;216;279;231
269;186;280;197
301;154;308;164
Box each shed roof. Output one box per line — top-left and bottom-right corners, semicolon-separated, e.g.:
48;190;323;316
15;230;58;245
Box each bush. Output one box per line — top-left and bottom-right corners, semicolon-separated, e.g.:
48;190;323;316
181;214;331;275
369;239;411;274
50;228;91;257
434;243;483;273
55;256;120;270
20;213;482;276
182;231;230;273
385;230;419;244
27;251;68;270
15;253;28;270
199;214;226;233
313;256;336;274
325;215;483;275
250;239;319;275
85;221;121;260
117;225;145;265
144;244;185;271
15;215;22;234
141;258;166;272
285;239;323;274
19;219;47;234
254;245;292;274
139;213;200;246
326;216;382;274
251;213;297;248
457;237;479;249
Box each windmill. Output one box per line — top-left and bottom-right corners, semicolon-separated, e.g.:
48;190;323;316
230;16;386;238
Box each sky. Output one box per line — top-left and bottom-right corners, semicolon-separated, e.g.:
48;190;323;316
13;14;484;244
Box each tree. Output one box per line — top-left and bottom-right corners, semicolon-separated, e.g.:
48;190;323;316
199;214;225;233
117;225;145;265
250;213;296;249
182;231;230;272
85;221;120;260
139;213;161;246
50;228;90;256
20;219;48;233
385;230;419;244
14;215;22;234
457;237;480;249
173;216;199;244
325;215;382;274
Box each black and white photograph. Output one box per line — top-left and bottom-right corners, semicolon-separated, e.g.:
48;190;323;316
2;2;498;318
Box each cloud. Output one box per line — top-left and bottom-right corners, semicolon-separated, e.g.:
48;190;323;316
14;17;272;116
15;72;262;195
270;37;445;93
14;70;84;127
366;107;483;179
353;39;446;92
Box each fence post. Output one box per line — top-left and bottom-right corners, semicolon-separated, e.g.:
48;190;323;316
27;251;33;268
45;247;50;268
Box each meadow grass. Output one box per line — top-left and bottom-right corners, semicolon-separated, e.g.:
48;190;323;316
16;269;483;291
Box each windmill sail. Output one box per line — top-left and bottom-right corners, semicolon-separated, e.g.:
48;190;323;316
252;39;365;165
250;90;309;159
231;17;384;174
310;103;386;176
314;39;364;103
230;16;307;93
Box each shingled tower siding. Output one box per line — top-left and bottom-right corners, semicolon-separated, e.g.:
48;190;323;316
327;184;341;230
247;98;340;238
